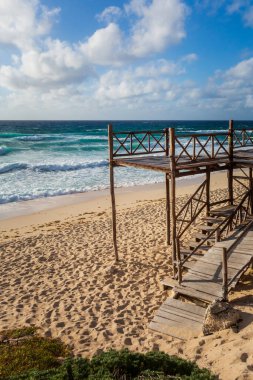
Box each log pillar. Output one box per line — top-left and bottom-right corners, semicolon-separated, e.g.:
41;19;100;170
169;128;177;276
206;169;210;216
228;119;234;205
165;128;171;245
108;124;119;262
250;168;253;215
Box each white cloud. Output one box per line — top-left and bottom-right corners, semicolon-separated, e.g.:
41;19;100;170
126;0;189;57
0;0;194;118
194;0;226;14
226;0;247;14
0;0;190;95
0;39;94;90
95;56;197;103
96;6;122;23
190;56;253;113
81;23;127;66
225;57;253;79
226;1;253;28
196;0;253;28
243;5;253;26
83;0;189;64
0;0;60;50
180;53;198;63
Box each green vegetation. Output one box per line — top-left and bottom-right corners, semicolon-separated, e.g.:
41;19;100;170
1;327;37;340
0;328;216;380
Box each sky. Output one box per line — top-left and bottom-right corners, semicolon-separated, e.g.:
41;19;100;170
1;0;253;120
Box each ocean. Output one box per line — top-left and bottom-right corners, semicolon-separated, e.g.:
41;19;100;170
0;120;252;205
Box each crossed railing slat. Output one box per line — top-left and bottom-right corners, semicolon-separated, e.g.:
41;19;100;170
112;128;253;159
112;131;166;157
179;189;252;268
233;129;253;147
175;134;229;163
176;180;207;238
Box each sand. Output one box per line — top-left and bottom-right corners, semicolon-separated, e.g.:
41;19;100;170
0;170;252;380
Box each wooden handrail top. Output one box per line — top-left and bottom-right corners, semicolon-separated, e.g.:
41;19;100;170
176;132;228;138
111;125;253;138
112;130;229;138
109;122;253;159
234;127;253;131
112;129;166;135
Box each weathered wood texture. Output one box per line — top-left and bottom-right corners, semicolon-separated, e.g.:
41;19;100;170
150;222;253;338
108;121;253;277
108;124;119;261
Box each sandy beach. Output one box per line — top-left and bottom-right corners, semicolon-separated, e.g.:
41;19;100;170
0;170;252;380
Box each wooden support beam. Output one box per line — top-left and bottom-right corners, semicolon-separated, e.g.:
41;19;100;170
108;124;119;262
222;247;228;301
206;169;210;216
250;168;253;215
228;119;234;205
169;127;177;276
176;238;182;284
165;173;171;245
165;128;171;245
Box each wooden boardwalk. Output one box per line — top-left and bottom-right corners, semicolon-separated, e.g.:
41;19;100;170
149;223;253;340
108;123;253;336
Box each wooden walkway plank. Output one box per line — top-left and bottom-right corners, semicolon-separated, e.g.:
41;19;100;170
160;305;204;323
163;298;206;316
149;321;201;340
155;311;203;327
174;285;214;303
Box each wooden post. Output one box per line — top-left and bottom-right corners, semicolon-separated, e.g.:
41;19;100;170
250;168;253;215
215;228;221;243
169;128;177;276
176;238;182;284
108;124;119;262
222;247;228;301
206;169;210;216
242;129;245;146
165;128;171;245
228;119;234;205
165;174;170;245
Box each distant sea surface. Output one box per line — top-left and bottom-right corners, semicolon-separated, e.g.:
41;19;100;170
0;120;252;205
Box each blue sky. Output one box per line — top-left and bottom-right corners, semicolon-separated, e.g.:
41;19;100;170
1;0;253;120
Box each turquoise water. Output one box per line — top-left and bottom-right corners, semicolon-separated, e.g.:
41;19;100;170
0;120;252;204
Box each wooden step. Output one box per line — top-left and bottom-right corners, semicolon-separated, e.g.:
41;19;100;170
197;225;217;233
209;205;236;217
182;261;202;270
163;298;206;317
184;261;238;280
180;249;203;258
149;298;206;340
194;233;215;243
188;241;210;250
202;216;224;224
174;284;216;303
161;277;178;290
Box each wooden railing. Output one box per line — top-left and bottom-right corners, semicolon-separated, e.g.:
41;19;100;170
176;188;253;283
111;129;168;157
174;132;230;163
233;128;253;148
109;123;253;161
221;219;253;300
176;179;207;238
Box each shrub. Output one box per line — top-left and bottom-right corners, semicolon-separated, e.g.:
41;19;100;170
0;328;215;380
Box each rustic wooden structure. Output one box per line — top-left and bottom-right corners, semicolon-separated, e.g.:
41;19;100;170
153;219;253;339
108;120;253;338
